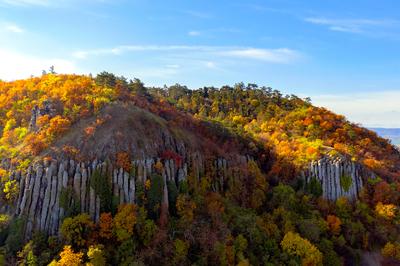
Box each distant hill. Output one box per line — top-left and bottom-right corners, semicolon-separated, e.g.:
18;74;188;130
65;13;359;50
370;128;400;145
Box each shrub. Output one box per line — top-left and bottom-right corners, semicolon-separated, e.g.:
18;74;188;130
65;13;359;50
281;231;323;266
60;214;94;248
340;175;352;192
90;169;112;213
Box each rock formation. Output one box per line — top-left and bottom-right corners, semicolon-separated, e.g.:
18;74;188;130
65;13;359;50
302;154;376;201
4;152;249;238
28;100;58;132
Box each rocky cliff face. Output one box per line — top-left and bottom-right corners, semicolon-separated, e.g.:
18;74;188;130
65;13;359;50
302;155;375;201
1;152;376;238
3;152;375;237
2;152;249;238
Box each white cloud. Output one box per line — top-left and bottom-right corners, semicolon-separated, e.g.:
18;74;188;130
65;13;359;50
3;23;24;33
205;61;216;69
188;30;201;36
312;90;400;128
219;48;300;63
165;64;180;69
0;49;76;80
305;17;399;35
72;45;301;64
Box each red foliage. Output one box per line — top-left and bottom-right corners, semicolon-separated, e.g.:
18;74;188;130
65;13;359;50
373;181;397;205
160;150;183;168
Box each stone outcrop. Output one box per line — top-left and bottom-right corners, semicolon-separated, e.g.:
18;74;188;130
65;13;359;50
4;152;250;238
28;100;58;132
303;155;375;201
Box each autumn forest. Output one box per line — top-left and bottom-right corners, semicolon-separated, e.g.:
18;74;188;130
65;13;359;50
0;72;399;265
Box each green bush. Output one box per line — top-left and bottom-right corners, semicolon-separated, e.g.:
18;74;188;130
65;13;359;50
147;174;163;219
5;217;25;255
340;175;352;192
306;177;323;197
90;169;112;213
59;187;80;218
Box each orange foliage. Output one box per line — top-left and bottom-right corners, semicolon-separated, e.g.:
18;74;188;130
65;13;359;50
84;126;96;137
116;152;131;172
363;158;383;170
23;133;48;156
47;116;71;137
36;114;50;128
62;145;80;160
326;215;342;235
0;74;115;161
99;213;113;240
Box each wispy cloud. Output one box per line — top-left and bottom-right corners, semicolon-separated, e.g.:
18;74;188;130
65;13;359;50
72;45;301;64
188;30;201;36
0;49;76;80
3;22;24;33
183;10;213;19
220;48;299;63
305;17;400;35
242;4;296;16
187;28;241;38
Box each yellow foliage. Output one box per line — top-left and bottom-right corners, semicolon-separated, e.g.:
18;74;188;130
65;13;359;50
60;214;94;248
375;202;397;219
154;161;164;174
281;231;323;266
176;194;196;223
3;179;19;202
145;179;151;190
232;115;246;125
54;245;83;266
381;242;400;260
113;204;137;242
87;245;106;266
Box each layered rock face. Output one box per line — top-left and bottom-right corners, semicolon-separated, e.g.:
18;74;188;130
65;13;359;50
4;153;249;238
3;151;375;237
302;155;375;201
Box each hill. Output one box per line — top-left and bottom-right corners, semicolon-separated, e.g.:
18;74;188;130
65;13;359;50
0;73;399;265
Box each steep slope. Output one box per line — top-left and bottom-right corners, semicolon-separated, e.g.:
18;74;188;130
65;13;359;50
2;98;272;238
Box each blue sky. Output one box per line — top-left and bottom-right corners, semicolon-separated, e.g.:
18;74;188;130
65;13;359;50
1;0;400;127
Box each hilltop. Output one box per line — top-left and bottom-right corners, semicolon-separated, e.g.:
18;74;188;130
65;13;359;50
0;73;399;265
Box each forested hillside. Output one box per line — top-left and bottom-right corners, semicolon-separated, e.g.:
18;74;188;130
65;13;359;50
0;73;399;265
